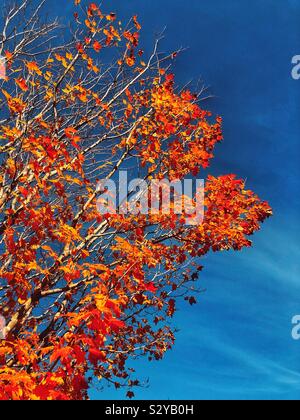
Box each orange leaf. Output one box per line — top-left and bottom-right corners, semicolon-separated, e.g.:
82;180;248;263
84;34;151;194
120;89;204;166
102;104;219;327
26;61;42;75
65;127;77;138
16;78;28;92
93;41;102;53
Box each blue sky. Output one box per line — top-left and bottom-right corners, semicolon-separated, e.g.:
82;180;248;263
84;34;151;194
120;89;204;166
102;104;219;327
52;0;300;400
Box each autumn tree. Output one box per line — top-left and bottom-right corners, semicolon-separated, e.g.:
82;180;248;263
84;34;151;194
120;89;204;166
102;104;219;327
0;0;272;400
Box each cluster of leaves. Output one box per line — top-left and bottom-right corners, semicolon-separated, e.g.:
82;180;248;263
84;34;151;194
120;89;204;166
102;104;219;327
0;0;272;399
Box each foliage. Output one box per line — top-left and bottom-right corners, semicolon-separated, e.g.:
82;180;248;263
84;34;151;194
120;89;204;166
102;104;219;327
0;0;272;400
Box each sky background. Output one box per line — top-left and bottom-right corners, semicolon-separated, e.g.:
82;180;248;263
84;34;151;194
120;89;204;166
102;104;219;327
51;0;300;400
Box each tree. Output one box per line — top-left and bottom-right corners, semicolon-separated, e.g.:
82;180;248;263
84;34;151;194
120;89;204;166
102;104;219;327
0;0;272;400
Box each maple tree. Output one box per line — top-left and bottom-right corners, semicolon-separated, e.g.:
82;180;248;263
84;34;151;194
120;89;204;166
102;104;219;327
0;0;272;400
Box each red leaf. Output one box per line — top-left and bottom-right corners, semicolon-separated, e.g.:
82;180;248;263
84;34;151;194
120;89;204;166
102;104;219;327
144;282;157;293
127;391;135;399
19;186;29;198
16;78;29;92
93;41;102;53
88;348;106;366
